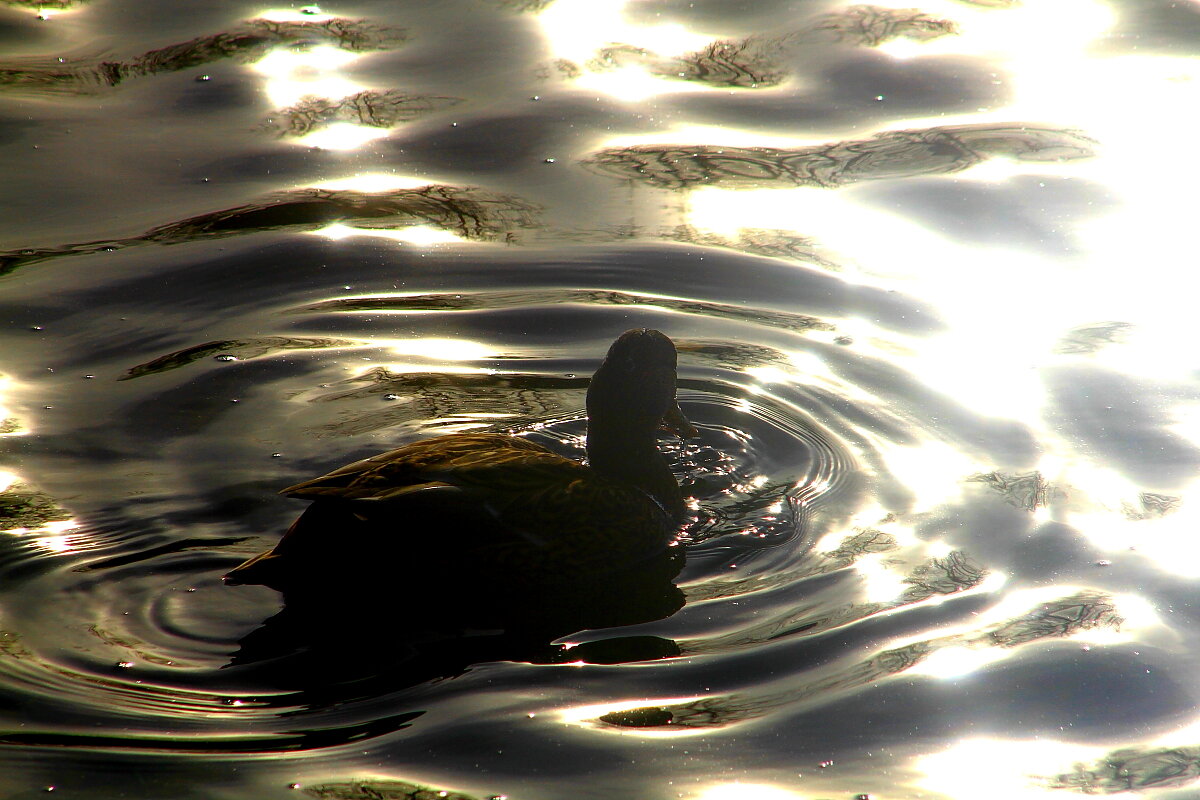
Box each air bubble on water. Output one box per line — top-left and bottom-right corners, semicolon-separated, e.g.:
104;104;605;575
214;354;238;362
271;453;283;458
115;661;134;669
195;74;211;82
383;394;401;401
543;158;556;163
1095;559;1112;567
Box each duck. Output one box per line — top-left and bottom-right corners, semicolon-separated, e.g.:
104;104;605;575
223;328;696;602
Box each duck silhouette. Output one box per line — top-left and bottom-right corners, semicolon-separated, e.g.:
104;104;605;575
223;328;696;628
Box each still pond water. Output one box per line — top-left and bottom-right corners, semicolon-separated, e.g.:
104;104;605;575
1;0;1199;798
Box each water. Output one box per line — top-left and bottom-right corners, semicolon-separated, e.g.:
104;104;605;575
1;1;1198;798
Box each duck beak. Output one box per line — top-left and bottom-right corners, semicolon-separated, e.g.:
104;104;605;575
660;399;698;439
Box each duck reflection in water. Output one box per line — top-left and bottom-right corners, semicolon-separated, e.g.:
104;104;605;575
223;329;695;690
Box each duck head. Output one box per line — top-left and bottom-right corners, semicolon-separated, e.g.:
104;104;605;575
585;329;695;520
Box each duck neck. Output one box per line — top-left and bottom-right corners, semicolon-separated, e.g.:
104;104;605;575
586;421;685;522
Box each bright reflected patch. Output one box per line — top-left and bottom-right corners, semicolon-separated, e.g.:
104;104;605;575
909;644;1011;679
744;366;791;386
0;375;17;437
873;440;980;515
693;783;802;800
295;123;392;151
873;36;929;61
251;46;362;109
379;338;493;362
256;8;335;23
7;520;82;552
855;553;909;603
917;738;1107;800
313;175;434;192
1062;465;1200;579
0;471;17;493
33;534;74;553
575;68;712;101
311;224;465;245
538;0;713;63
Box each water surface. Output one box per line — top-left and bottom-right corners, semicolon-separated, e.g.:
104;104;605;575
2;0;1199;798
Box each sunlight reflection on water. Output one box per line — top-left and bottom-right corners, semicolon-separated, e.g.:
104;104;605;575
1;0;1198;796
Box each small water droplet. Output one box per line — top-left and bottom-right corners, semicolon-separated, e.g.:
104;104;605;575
834;336;853;345
83;374;95;379
214;354;238;362
530;95;540;101
543;157;556;163
1095;559;1112;567
230;399;240;403
30;325;43;331
565;373;576;378
115;661;134;669
271;453;283;458
819;760;834;768
383;393;401;401
289;785;302;791
195;74;211;82
300;5;321;14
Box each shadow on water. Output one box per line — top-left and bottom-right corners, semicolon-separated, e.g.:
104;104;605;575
226;545;687;706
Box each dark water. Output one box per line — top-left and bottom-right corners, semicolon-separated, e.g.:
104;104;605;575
2;1;1199;798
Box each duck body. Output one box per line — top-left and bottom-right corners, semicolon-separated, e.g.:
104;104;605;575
224;329;695;606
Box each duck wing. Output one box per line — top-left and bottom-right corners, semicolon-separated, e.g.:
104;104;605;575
279;433;584;501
